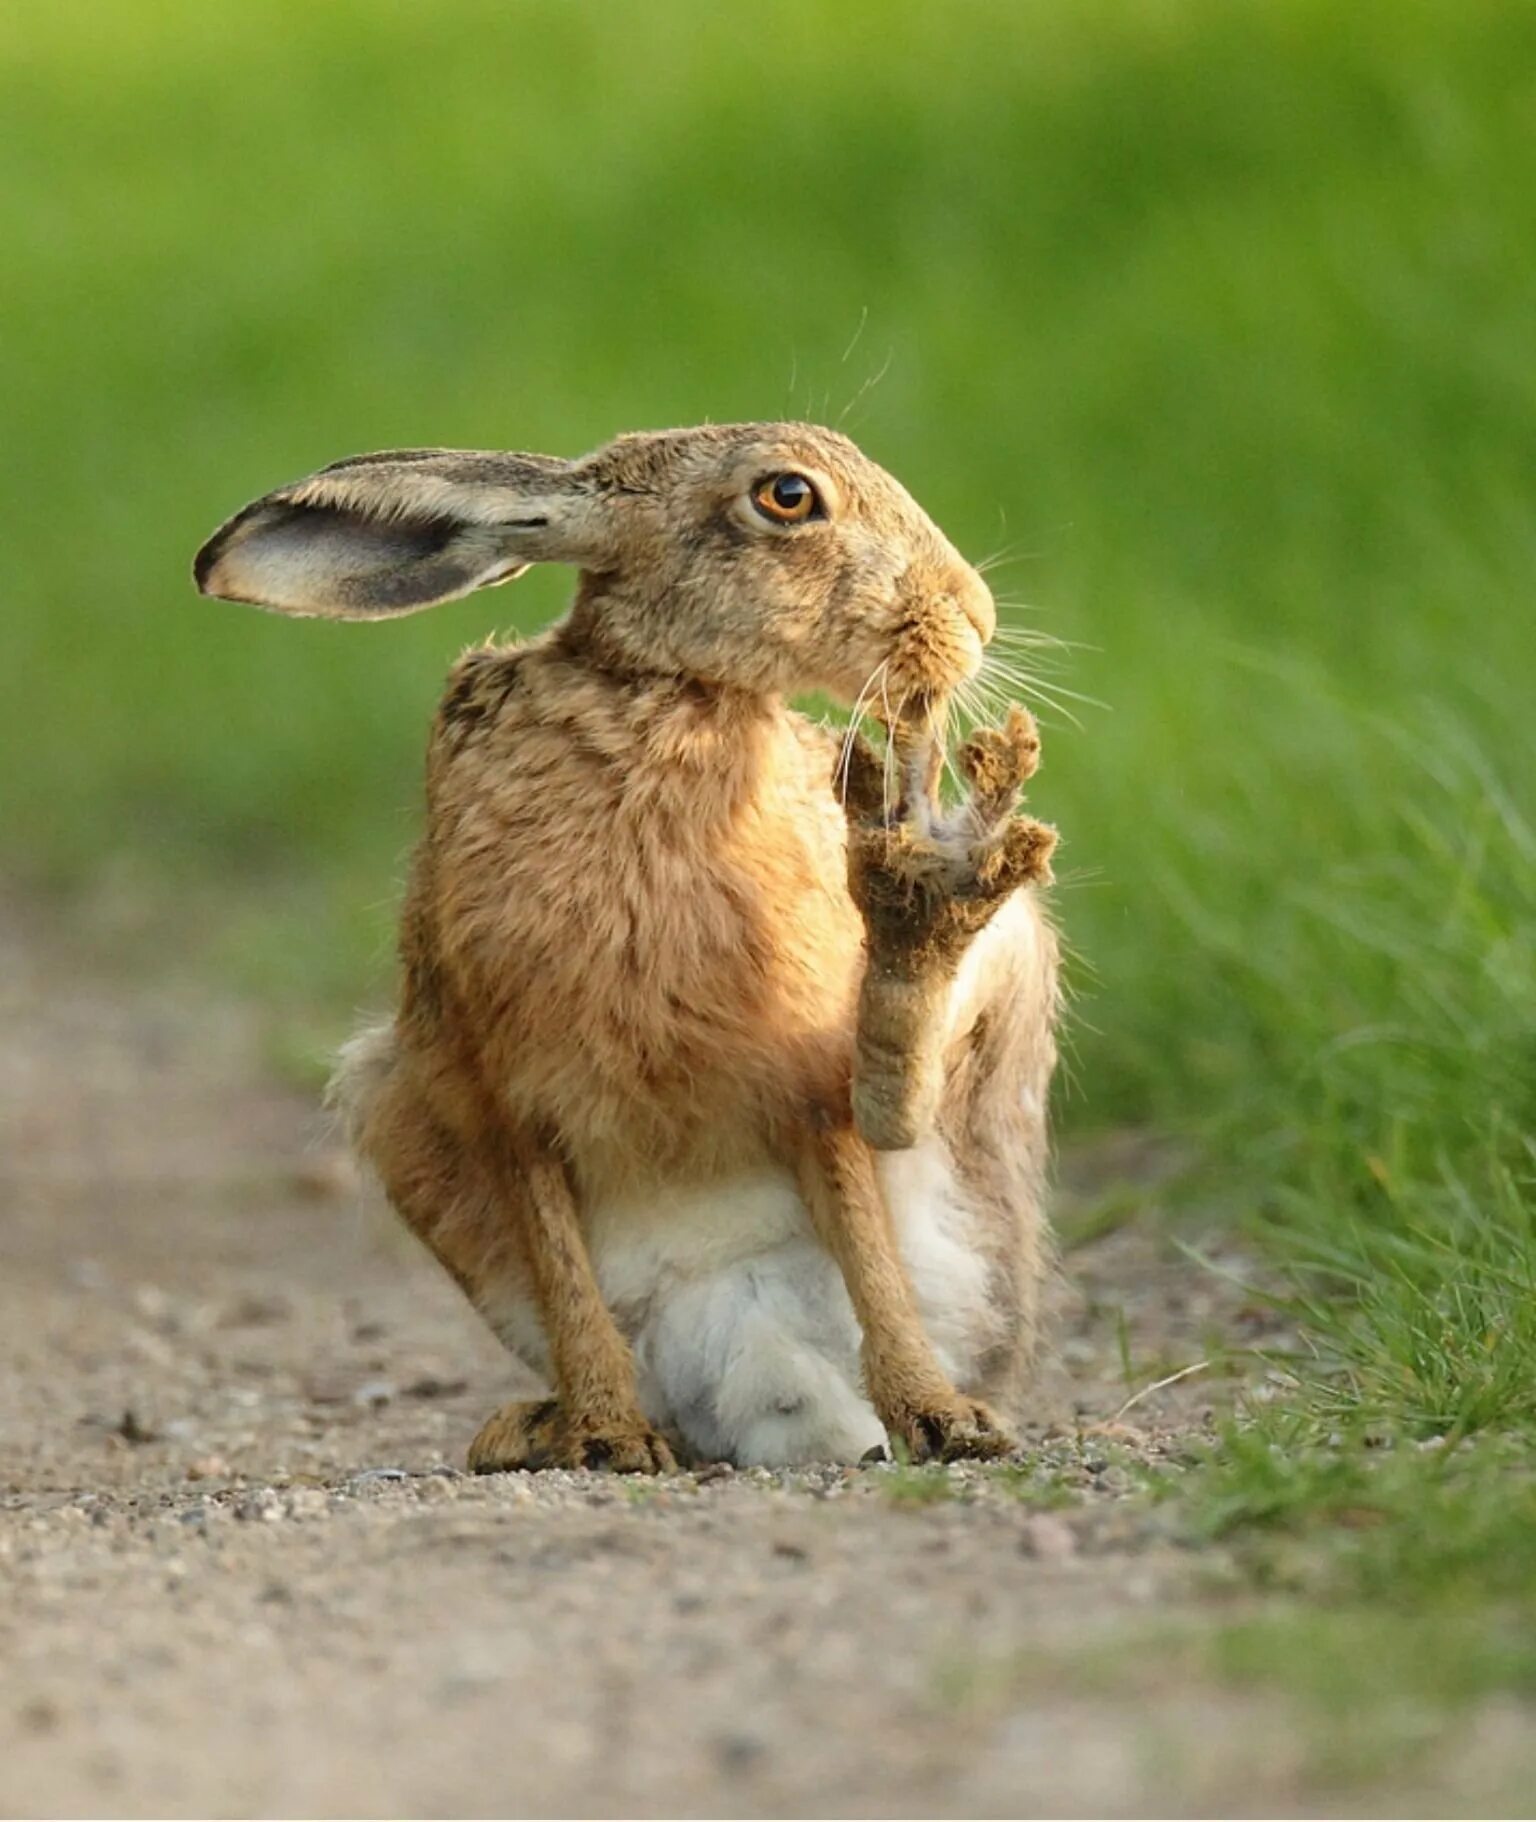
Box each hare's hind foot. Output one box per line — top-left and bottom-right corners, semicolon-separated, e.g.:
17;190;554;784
886;1389;1014;1464
842;704;1055;939
842;705;1056;1150
468;1398;678;1476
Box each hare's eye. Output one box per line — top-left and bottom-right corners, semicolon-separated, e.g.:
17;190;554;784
752;472;821;525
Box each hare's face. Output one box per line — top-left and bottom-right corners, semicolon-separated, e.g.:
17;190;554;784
193;422;993;715
581;425;995;712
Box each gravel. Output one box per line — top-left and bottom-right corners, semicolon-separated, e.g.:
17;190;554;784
5;897;1414;1819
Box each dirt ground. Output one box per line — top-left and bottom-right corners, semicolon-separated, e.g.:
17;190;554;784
0;897;1510;1820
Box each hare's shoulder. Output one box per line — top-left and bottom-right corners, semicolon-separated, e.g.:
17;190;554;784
431;641;534;756
426;639;602;799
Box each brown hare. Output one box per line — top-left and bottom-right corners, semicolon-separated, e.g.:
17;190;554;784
195;424;1060;1472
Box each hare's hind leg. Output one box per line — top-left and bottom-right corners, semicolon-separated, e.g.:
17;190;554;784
795;1123;1013;1463
335;1030;675;1474
821;708;1056;1451
932;887;1058;1415
842;706;1056;1152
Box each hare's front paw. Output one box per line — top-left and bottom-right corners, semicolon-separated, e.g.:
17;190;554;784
467;1399;677;1475
885;1392;1016;1465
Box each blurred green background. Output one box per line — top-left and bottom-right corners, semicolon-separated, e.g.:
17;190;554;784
3;0;1532;1213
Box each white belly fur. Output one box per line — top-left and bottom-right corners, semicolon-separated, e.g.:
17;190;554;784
480;1135;995;1467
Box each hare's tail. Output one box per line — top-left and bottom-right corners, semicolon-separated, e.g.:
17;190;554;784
324;1020;398;1151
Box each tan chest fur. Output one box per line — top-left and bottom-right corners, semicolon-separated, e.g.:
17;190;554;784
405;637;865;1179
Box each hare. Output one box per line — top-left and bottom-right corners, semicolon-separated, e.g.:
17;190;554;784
195;424;1060;1471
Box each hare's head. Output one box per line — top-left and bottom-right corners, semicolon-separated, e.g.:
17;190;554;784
195;423;994;712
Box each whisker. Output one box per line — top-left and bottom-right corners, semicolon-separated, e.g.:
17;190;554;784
951;676;982;730
981;647;1102;700
951;677;994;743
984;652;1077;683
836;660;889;803
974;541;1023;573
986;597;1076;624
945;685;1000;838
975;548;1044;576
936;708;970;820
988;624;1090;655
836;664;881;793
964;659;1090;732
837;346;896;430
842;659;885;744
993;678;1086;730
879;674;898;822
892;690;922;826
990;669;1109;713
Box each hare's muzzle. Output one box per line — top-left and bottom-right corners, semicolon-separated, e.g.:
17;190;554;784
957;573;997;647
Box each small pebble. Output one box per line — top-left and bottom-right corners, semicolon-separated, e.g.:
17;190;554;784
234;1491;283;1523
1019;1513;1078;1561
404;1375;469;1400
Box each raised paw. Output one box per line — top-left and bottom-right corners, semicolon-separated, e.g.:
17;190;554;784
885;1393;1016;1465
467;1400;677;1475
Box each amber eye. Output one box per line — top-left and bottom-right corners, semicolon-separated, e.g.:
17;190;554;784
752;472;821;525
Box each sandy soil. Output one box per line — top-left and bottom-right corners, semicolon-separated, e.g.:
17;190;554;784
2;897;1513;1819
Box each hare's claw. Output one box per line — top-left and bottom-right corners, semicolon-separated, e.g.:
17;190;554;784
565;1416;678;1475
468;1399;677;1475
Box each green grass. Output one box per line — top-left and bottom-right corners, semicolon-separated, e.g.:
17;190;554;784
943;1593;1536;1799
1156;1428;1536;1774
5;0;1536;1749
937;1438;1536;1795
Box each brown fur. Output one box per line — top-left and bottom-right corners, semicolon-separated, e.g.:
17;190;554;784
196;423;1062;1470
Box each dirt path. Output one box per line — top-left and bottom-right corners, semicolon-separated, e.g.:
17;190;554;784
0;899;1347;1818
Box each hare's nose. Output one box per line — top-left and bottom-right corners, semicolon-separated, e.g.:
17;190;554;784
957;573;996;645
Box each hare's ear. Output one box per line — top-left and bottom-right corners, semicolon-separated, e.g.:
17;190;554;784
193;449;607;619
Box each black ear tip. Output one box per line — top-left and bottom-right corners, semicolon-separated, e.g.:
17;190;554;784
194;490;277;596
192;533;223;594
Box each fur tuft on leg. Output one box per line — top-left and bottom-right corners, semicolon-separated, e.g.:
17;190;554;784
324;1021;399;1151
